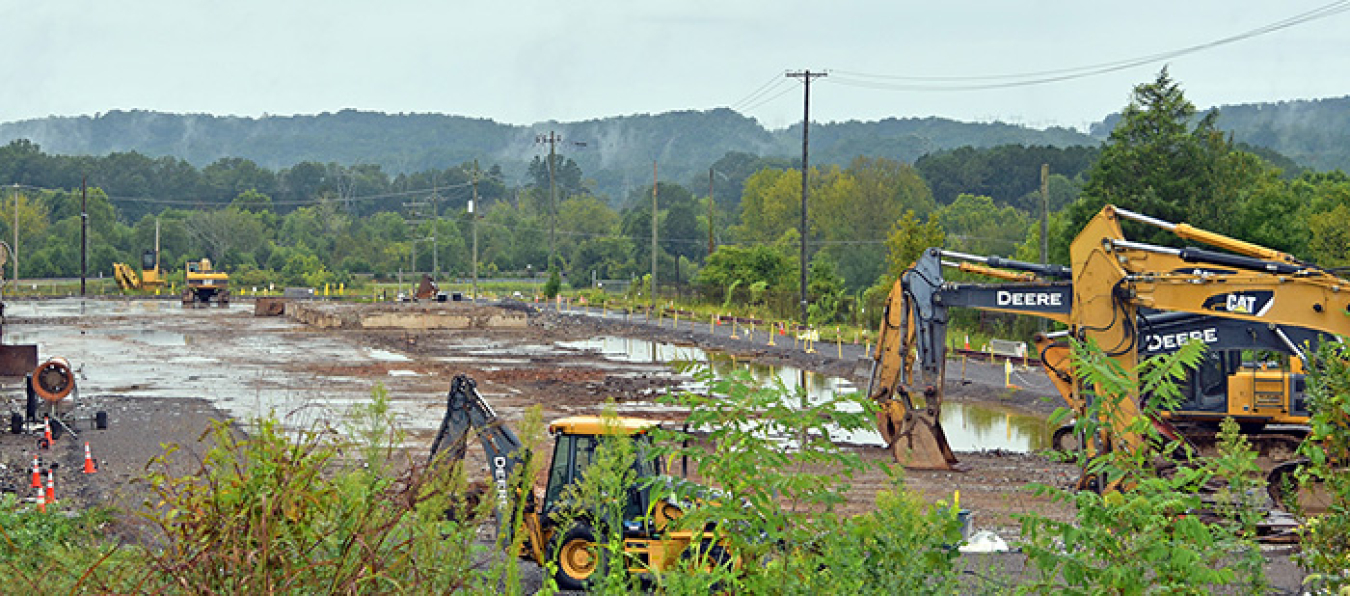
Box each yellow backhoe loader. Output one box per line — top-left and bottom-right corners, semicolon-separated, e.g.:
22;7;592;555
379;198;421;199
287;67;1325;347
429;374;732;590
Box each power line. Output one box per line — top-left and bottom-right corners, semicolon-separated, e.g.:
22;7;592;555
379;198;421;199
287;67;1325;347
736;81;800;114
729;73;797;112
827;1;1350;92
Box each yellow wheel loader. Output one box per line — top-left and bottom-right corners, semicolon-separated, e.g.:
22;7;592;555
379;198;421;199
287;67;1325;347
428;374;733;590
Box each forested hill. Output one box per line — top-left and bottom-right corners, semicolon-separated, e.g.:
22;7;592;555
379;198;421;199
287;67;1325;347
1088;95;1350;173
0;108;1092;202
2;96;1346;201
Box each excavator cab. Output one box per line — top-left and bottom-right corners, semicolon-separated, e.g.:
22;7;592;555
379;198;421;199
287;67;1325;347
1171;350;1309;427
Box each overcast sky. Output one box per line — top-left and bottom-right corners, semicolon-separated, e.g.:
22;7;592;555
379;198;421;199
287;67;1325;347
1;1;1346;132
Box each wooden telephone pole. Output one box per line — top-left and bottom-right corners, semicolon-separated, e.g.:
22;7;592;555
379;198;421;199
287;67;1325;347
786;69;826;326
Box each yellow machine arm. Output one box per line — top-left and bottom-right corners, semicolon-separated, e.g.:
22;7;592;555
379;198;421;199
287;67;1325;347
1066;206;1350;474
866;248;1073;470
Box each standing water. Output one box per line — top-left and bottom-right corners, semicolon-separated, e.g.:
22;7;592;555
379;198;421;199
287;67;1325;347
558;336;1052;453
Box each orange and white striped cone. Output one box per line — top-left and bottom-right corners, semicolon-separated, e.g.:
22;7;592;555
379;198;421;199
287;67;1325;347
34;483;45;513
31;454;41;488
964;334;971;350
42;416;53;449
83;442;98;474
45;469;56;505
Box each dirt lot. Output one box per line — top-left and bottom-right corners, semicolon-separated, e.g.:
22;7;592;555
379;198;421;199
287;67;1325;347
0;297;1309;591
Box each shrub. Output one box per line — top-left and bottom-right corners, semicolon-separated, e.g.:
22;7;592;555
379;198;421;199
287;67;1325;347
1015;339;1267;594
131;385;492;594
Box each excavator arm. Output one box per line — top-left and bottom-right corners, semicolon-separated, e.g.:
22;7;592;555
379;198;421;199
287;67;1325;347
867;248;1072;469
429;374;541;556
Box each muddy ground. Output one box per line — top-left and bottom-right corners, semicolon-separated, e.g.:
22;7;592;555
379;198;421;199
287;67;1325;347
0;297;1308;592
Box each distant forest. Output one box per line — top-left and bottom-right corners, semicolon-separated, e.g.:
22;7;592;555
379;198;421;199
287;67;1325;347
1;81;1348;329
0;108;1098;204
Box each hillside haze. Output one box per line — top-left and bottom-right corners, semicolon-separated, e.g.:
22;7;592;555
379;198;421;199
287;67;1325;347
2;97;1347;201
0;108;1094;202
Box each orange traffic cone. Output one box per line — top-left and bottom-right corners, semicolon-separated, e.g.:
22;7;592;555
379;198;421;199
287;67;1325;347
30;454;41;488
45;469;55;505
41;416;53;449
34;483;45;513
83;442;98;474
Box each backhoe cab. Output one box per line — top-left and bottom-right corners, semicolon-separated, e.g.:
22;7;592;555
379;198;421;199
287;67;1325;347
429;374;728;590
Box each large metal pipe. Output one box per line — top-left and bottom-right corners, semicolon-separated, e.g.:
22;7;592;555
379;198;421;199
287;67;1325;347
33;356;75;403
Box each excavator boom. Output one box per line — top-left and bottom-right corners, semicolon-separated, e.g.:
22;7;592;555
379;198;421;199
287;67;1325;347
430;374;532;543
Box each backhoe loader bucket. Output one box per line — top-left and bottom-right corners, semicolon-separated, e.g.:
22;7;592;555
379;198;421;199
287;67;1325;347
875;392;960;470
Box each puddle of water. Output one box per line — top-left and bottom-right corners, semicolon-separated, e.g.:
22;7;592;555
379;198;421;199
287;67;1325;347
561;336;1052;453
131;329;190;346
2;300;1050;453
3;297;251;318
366;348;411;362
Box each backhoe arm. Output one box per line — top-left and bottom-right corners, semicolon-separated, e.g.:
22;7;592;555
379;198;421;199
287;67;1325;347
429;374;534;546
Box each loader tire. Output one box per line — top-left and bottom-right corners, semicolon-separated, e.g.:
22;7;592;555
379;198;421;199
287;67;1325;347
552;524;607;591
1051;425;1081;455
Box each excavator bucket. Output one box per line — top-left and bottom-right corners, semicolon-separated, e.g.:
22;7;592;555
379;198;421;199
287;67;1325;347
867;273;960;471
875;393;961;470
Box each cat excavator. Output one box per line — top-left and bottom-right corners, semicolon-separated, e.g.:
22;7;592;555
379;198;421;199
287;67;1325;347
428;374;730;590
1063;205;1349;496
867;207;1344;482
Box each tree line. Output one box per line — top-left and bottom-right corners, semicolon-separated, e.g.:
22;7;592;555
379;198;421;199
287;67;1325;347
2;69;1347;330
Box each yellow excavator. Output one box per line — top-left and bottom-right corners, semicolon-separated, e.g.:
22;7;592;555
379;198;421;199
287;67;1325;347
182;258;229;305
867;206;1347;490
429;374;732;590
114;249;167;292
1063;205;1349;494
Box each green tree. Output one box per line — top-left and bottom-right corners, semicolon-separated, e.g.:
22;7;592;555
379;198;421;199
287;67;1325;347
694;244;794;307
185;208;268;267
1056;69;1288;262
734;168;800;243
0;191;50;273
934;193;1031;256
882;210;945;283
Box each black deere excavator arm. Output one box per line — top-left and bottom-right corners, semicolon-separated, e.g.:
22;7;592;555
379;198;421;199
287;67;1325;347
429;374;532;542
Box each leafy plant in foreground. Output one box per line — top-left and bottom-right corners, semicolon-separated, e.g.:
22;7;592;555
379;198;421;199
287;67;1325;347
133;384;492;594
652;364;965;594
1016;339;1267;594
1294;342;1350;592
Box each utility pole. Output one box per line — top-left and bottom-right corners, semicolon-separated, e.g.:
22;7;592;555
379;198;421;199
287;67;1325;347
1040;163;1049;267
1040;163;1050;333
471;160;480;301
430;180;439;278
11;184;18;285
536;131;561;270
651;160;658;315
786;69;826;326
707;168;716;258
80;177;87;297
